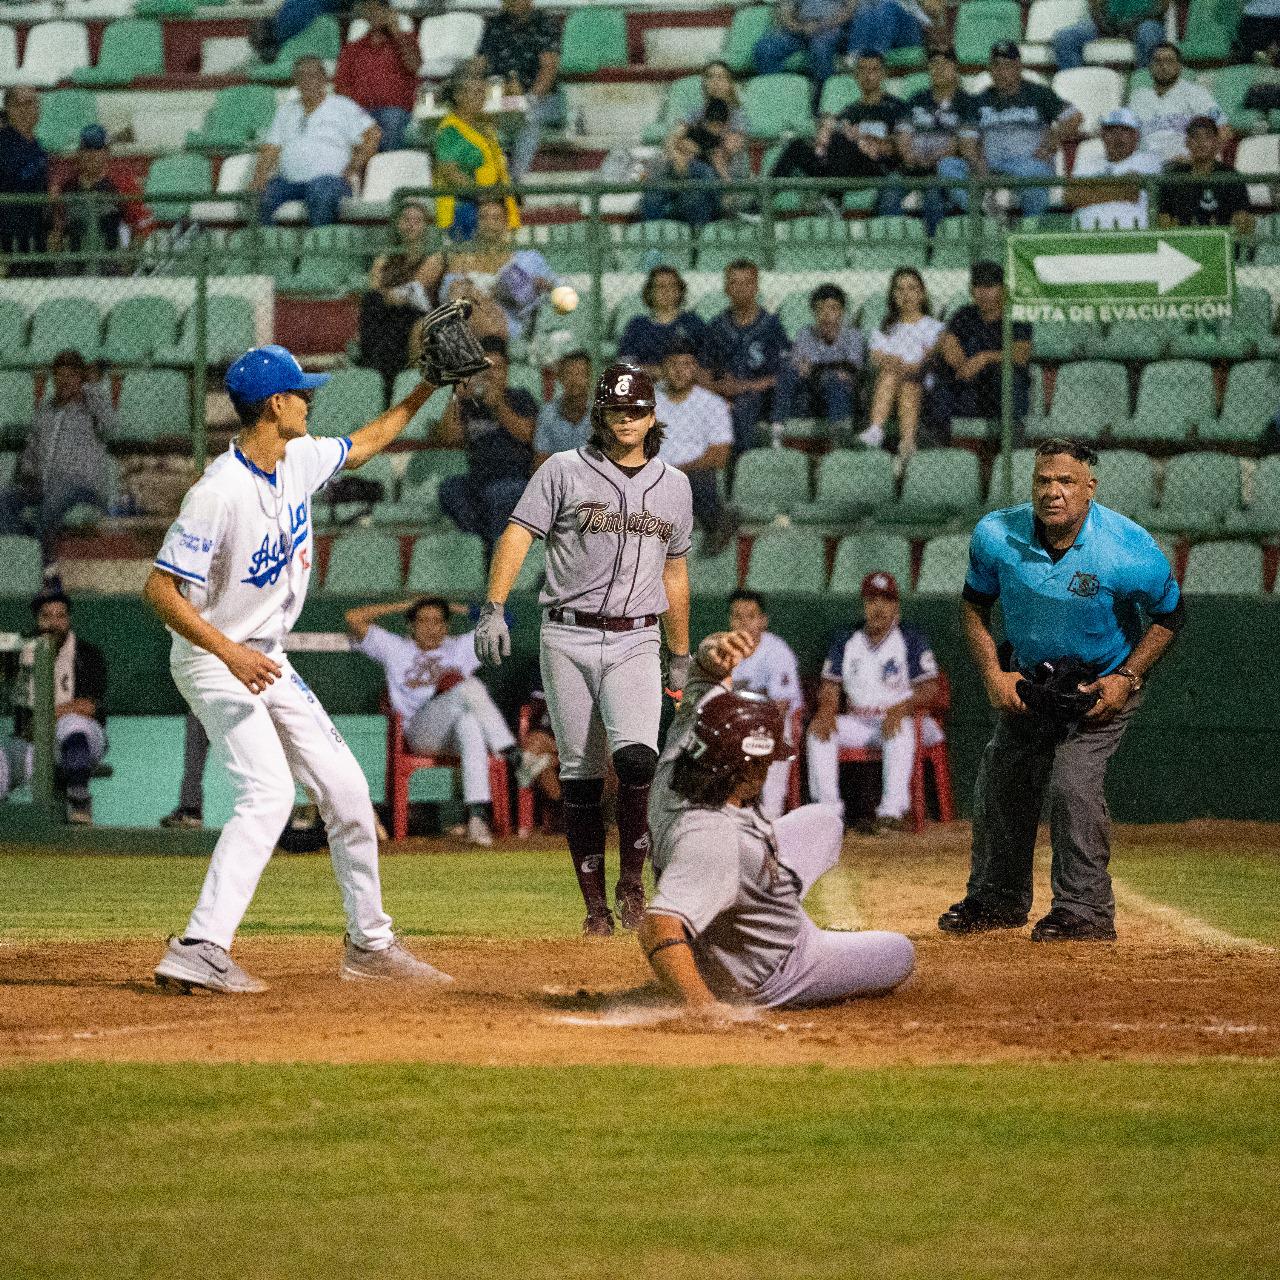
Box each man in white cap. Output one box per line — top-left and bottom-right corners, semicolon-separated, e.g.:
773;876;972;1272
1068;106;1162;230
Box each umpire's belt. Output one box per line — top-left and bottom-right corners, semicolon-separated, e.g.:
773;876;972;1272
547;607;658;632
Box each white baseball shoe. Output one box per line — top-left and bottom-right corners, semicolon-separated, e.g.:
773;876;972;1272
340;935;454;984
154;936;268;994
466;814;494;847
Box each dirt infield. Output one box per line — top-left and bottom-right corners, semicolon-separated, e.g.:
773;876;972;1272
2;824;1276;1068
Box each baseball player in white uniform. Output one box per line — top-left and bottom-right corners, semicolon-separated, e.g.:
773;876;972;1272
640;629;916;1016
346;594;522;847
807;571;944;833
725;589;802;820
474;363;694;936
145;342;455;994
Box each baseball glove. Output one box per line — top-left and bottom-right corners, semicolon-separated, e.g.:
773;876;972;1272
417;299;490;386
1016;657;1101;723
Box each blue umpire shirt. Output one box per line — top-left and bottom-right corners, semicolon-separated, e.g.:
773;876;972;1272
964;501;1181;675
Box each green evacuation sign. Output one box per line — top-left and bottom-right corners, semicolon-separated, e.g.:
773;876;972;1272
1007;228;1234;324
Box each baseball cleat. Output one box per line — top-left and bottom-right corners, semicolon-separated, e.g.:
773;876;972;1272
583;911;615;938
466;814;494;847
160;807;203;830
1030;907;1117;942
937;899;1028;935
154;936;268;994
340;935;454;984
615;881;646;931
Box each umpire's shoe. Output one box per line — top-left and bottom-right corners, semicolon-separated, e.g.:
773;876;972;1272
1030;907;1117;943
937;898;1028;935
154;936;268;994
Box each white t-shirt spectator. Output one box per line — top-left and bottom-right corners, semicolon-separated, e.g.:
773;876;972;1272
655;385;733;468
266;93;375;182
1129;78;1227;163
354;624;479;720
870;315;945;366
1073;147;1163;229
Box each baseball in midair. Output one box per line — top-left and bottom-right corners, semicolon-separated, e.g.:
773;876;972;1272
550;285;579;314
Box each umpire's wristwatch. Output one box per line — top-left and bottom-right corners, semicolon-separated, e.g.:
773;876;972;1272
1114;666;1143;693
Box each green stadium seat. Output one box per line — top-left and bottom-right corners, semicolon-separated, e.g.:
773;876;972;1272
881;449;982;523
850;216;928;271
985;448;1037;506
284;225;368;296
389;371;453;442
1179;0;1238;61
33;88;99;154
885;45;926;69
793;449;897;524
102;295;180;364
1031;315;1089;361
745;527;827;592
1208;65;1272;132
1225;455;1280;535
0;536;43;598
694;219;764;274
915;533;973;594
218;226;300;286
1114;360;1216;443
187;85;281;150
1181;540;1264;594
1093;449;1155;515
929;215;1006;270
686;540;741;594
115;369;193;441
144;153;213;222
155;295;258;367
559;7;628;74
954;1;1022;64
405;530;487;595
322;530;403;594
0;300;28;359
642;75;704;144
516;220;604;275
776;289;815;340
1169;287;1280;361
829;531;913;593
1027;361;1129;441
405;448;469;488
609;293;647;340
135;0;197;18
742;73;815;139
818;75;860;116
722;4;775;72
613;218;693;271
1202;361;1278;443
0;372;35;432
1090;321;1167;361
309;368;385;438
774;216;849;271
0;453;15;486
892;70;931;99
732;447;810;521
17;298;102;366
1138;451;1240;534
248;14;341;81
73;19;163;86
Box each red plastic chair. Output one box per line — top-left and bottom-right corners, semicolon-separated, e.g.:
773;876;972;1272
383;703;512;841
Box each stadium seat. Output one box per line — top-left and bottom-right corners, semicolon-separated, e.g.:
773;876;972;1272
388;372;452;443
0;299;26;358
1168;287;1280;362
1233;134;1279;208
850;216;927;271
1114;360;1216;442
985;448;1037;506
1052;68;1122;131
0;452;15;486
154;295;257;366
515;220;599;275
732;447;810;522
1027;360;1129;440
1208;64;1271;133
248;14;341;81
829;531;913;592
284;224;368;295
405;531;487;596
642;75;704;144
696;218;764;273
215;225;299;285
915;533;973;594
1139;451;1240;533
0;536;43;599
114;369;192;441
742;73;815;139
1179;0;1237;60
929;215;1005;270
745;527;827;592
1092;320;1167;361
345;149;431;219
72;17;162;84
102;295;179;364
17;297;102;366
774;216;849;271
1225;455;1280;535
775;289;815;340
818;74;860;116
1202;361;1279;443
560;7;628;75
793;449;897;524
1181;540;1264;594
186;85;280;151
309;368;385;437
1022;0;1087;65
1093;449;1154;515
322;530;403;594
9;20;90;86
0;371;36;432
144;153;213;222
0;26;15;83
33;88;98;153
954;1;1022;65
880;449;982;524
613;218;693;271
686;540;741;594
416;12;483;78
721;4;774;72
189;151;258;224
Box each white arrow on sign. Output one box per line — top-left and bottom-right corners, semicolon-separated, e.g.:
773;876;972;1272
1032;239;1202;296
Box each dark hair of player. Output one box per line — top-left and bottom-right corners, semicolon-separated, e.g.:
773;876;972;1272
405;596;449;624
1034;438;1099;466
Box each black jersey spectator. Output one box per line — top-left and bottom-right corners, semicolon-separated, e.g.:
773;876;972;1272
901;47;977;233
616;267;707;378
1157;115;1254;235
0;87;50;269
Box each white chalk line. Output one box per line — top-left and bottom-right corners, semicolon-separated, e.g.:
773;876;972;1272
1112;880;1275;954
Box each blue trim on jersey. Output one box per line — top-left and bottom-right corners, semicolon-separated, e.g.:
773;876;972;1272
900;624;930;682
233;444;277;486
154;558;206;585
822;628;855;681
319;436;353;489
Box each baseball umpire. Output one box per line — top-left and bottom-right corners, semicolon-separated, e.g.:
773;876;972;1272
475;363;694;936
939;438;1184;943
639;630;916;1016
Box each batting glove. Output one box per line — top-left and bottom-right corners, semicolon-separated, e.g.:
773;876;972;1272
665;651;692;696
475;601;511;667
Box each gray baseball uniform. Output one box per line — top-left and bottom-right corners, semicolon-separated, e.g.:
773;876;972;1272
648;668;916;1008
509;444;693;779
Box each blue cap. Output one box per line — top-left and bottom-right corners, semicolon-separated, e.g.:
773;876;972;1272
224;344;330;405
79;125;108;150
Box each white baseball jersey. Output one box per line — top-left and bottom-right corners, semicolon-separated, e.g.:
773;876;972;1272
154;436;350;659
354;624;479;720
730;632;803;714
822;623;939;714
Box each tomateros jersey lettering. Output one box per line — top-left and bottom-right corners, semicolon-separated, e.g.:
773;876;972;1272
155;435;351;657
575;501;676;542
822;623;939;712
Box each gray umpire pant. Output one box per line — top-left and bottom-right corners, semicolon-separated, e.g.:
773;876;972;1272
965;697;1140;927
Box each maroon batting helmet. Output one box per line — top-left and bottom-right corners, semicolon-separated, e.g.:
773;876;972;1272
591;362;665;459
684;689;795;780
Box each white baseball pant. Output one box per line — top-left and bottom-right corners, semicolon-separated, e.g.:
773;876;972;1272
807;713;944;820
405;676;516;804
758;715;798;820
0;714;105;797
171;649;395;952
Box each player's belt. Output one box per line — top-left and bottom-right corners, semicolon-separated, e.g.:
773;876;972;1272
547;608;658;632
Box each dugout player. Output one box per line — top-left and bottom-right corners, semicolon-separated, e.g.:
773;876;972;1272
640;630;916;1016
940;438;1183;943
144;341;457;994
475;363;694;937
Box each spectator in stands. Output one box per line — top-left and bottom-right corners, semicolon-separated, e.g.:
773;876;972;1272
1052;0;1167;71
1239;1;1280;64
846;0;942;61
771;50;907;214
702;259;791;455
860;266;943;456
1129;42;1228;164
533;350;593;464
253;55;381;226
931;260;1031;442
961;42;1082;219
0;351;118;563
475;0;565;181
639;94;750;228
347;595;523;847
0;87;50;270
771;283;865;443
433;72;521;241
616;267;707;377
249;0;347;64
1068;107;1162;229
655;340;740;555
435;335;538;555
1158;115;1254;235
50;126;155;274
333;0;421;153
903;46;977;234
753;0;856;87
